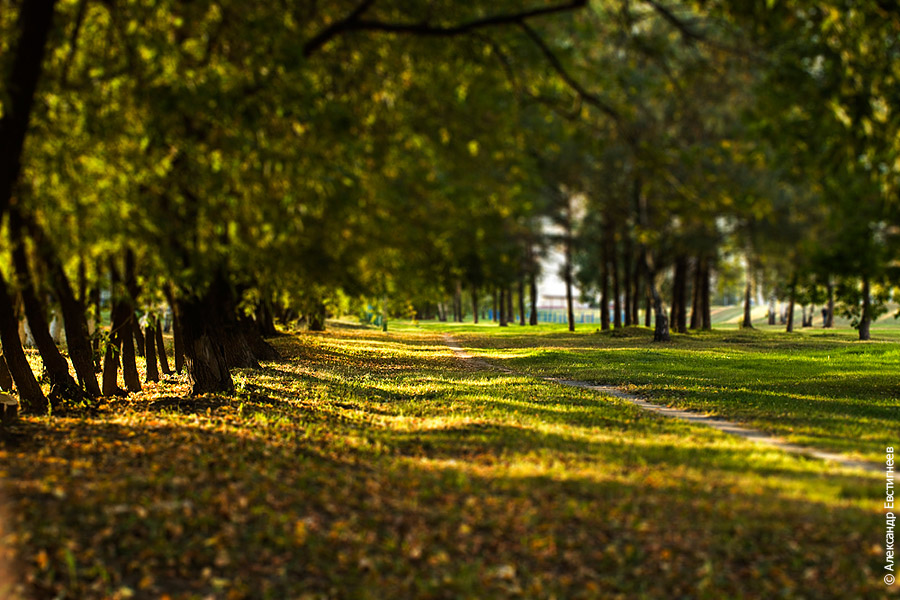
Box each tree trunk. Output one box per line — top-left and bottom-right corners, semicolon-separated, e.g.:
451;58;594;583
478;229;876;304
529;272;538;325
600;236;610;331
0;353;13;392
144;321;160;382
0;0;58;219
825;279;835;328
492;290;498;322
155;323;172;375
564;249;575;333
768;294;776;325
741;279;753;329
498;288;507;326
471;287;479;324
0;273;47;413
101;333;123;397
132;320;145;357
517;279;526;326
700;259;712;330
644;286;652;327
785;273;797;333
623;235;633;326
612;246;622;329
119;256;141;393
90;281;101;370
689;257;702;330
10;225;79;405
255;298;275;336
859;276;871;341
646;267;669;342
308;300;326;331
506;285;514;326
16;210;100;397
631;251;641;326
164;286;185;374
176;287;235;395
634;176;669;341
670;255;688;333
240;317;279;362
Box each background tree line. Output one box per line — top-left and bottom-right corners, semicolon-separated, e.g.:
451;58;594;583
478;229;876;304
1;0;897;413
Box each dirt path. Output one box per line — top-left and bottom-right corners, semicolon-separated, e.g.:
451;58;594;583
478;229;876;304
443;335;881;474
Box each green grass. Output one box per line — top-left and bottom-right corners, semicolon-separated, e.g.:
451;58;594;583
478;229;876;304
418;321;899;463
0;324;894;598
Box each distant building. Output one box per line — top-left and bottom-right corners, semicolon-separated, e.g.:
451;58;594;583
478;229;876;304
536;248;593;310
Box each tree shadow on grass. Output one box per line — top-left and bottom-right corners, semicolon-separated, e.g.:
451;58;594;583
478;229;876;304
0;411;884;600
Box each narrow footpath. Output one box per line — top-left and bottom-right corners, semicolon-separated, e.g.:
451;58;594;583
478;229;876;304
443;335;881;474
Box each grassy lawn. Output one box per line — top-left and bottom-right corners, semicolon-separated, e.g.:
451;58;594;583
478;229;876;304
422;321;900;464
0;324;894;598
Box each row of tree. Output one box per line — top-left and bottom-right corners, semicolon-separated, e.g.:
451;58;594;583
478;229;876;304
1;1;897;413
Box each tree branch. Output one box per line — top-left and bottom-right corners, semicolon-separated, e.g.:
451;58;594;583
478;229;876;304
518;22;621;123
303;0;378;57
303;0;587;57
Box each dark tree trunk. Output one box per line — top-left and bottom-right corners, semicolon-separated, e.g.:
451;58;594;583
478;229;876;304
90;280;101;370
255;297;278;337
506;285;514;326
741;274;753;329
164;286;185;374
471;287;479;324
0;273;47;413
786;273;797;333
120;253;141;392
518;279;526;326
670;255;688;333
120;316;141;392
859;276;871;341
77;257;87;310
499;288;508;327
212;279;260;370
492;290;498;322
689;257;702;330
825;279;835;328
18;209;100;396
455;281;464;322
700;259;712;330
0;353;13;392
155;323;172;375
600;237;610;331
144;322;160;383
631;250;641;326
646;266;669;342
176;290;234;395
564;248;575;333
132;320;145;357
101;323;123;397
644;286;652;327
103;262;128;396
623;237;633;326
0;0;58;219
634;176;669;341
529;272;538;325
307;300;326;331
768;296;777;325
10;224;79;405
0;0;57;414
612;247;622;329
240;317;279;362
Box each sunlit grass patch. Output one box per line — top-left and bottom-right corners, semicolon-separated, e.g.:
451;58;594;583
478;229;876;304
0;323;889;598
